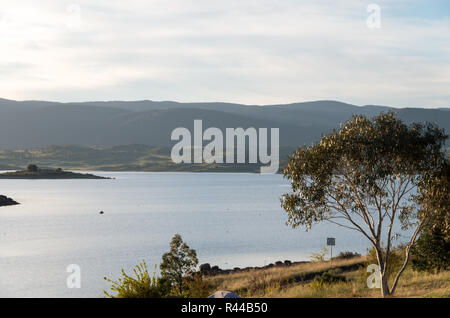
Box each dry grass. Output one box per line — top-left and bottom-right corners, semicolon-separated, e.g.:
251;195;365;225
205;256;450;298
206;257;366;297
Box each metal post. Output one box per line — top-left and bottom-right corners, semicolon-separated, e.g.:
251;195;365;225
327;237;335;266
330;245;333;265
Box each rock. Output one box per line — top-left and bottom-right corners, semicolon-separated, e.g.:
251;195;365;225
199;263;211;272
0;195;19;207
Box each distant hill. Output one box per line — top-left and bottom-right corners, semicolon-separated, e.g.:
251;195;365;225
0;98;448;149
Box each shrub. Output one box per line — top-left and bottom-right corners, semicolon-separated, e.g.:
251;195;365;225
412;227;449;273
309;247;328;262
183;273;211;298
27;164;38;172
335;251;361;260
104;260;171;298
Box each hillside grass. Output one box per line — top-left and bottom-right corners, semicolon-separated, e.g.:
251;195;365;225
205;256;450;298
0;144;294;172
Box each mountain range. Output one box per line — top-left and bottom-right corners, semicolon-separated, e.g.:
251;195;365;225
0;98;449;150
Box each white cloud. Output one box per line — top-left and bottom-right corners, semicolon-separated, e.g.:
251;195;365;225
0;0;449;107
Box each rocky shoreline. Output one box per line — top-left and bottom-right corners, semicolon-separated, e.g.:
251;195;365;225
199;260;308;276
0;195;19;207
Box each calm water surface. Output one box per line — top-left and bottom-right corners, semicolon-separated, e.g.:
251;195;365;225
0;172;373;297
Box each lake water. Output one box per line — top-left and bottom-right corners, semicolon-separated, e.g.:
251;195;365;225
0;172;375;297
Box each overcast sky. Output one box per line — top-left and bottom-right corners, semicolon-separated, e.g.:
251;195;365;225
0;0;449;107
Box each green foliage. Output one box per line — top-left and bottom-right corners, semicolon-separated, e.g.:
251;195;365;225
160;234;199;296
183;273;211;298
27;164;38;172
104;260;171;298
104;235;207;298
309;247;328;262
416;160;449;238
335;251;361;260
281;112;448;296
366;246;403;280
412;226;450;273
281;112;447;231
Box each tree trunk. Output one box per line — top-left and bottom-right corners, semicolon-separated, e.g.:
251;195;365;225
380;273;390;297
374;244;391;297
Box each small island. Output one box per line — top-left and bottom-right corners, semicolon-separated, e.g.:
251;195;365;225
0;195;19;207
0;164;110;179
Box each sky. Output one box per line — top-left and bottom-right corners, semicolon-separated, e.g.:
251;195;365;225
0;0;449;108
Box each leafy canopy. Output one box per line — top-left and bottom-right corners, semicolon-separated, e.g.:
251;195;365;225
160;234;198;295
281;112;448;296
281;112;447;237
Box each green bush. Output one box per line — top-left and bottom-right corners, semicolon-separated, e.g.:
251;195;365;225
412;227;449;273
104;260;171;298
27;164;38;172
335;251;361;260
183;273;211;298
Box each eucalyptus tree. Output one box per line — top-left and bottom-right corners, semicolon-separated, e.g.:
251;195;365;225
160;234;198;295
281;112;448;297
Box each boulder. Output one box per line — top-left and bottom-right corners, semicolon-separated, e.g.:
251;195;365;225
0;195;19;207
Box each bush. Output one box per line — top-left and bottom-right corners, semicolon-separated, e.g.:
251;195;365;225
335;251;361;260
183;273;211;298
104;260;171;298
309;247;328;262
27;164;38;172
412;227;449;273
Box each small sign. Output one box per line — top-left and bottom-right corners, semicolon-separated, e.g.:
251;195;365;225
327;237;335;246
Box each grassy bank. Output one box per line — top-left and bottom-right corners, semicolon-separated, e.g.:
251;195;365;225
0;144;294;172
205;256;450;298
